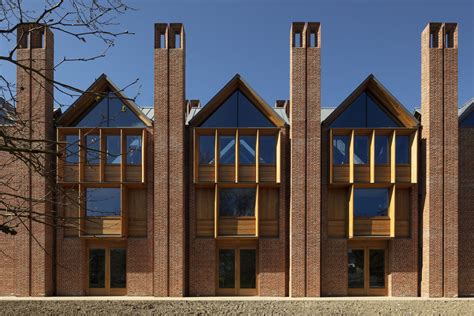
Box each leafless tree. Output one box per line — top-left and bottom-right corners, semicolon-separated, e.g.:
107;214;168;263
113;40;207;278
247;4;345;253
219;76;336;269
0;0;139;237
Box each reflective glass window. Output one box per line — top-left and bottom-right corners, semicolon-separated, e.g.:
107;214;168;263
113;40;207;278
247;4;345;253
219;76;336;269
110;249;126;288
65;135;79;164
237;92;273;127
239;135;256;165
259;135;276;164
354;188;389;217
126;135;142;165
106;135;121;164
86;135;100;165
199;135;215;165
219;136;235;164
396;135;410;164
333;136;349;165
354;136;369;165
348;249;364;288
89;249;105;288
219;249;235;288
366;94;400;127
240;249;256;289
85;188;121;217
375;135;389;164
219;188;256;217
460;110;474;127
369;249;385;288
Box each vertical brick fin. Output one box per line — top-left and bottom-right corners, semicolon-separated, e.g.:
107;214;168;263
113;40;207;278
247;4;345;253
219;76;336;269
442;23;458;298
289;22;307;297
153;22;170;296
167;23;186;297
420;22;458;298
305;22;322;297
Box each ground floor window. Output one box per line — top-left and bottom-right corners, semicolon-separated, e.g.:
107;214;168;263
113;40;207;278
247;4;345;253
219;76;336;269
88;245;126;295
348;244;386;296
218;247;257;296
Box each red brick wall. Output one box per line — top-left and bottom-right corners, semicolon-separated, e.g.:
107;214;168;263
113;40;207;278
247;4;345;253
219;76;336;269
420;23;459;298
459;127;474;296
289;22;322;297
153;23;186;297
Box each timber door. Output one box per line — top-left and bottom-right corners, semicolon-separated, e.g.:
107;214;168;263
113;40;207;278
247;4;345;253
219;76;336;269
217;247;257;296
88;246;127;295
348;244;387;296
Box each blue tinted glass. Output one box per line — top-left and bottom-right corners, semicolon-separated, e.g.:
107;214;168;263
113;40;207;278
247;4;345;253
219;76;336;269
219;188;256;217
200;92;238;127
86;188;120;216
200;90;275;128
199;135;215;165
239;135;256;165
375;135;389;164
126;135;142;165
106;135;121;164
354;136;369;165
65;135;79;164
460;110;474;127
86;135;100;165
396;136;410;164
107;93;145;127
330;92;402;128
237;92;273;127
354;188;388;217
220;136;235;164
333;136;349;165
367;94;400;127
259;135;276;164
330;93;366;128
74;92;145;127
75;97;108;127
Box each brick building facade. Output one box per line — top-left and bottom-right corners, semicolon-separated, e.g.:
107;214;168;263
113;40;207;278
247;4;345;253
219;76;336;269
0;21;472;297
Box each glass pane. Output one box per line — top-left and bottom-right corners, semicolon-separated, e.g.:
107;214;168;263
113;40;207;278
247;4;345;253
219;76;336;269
237;92;274;127
348;249;364;288
219;136;235;164
107;93;145;127
110;249;126;288
199;135;215;165
240;249;256;289
76;97;109;127
86;135;100;165
89;249;105;288
201;92;238;127
396;136;410;164
369;249;385;288
86;188;121;217
239;135;256;165
219;188;256;217
259;135;276;164
330;93;366;128
333;136;349;165
460;110;474;127
354;188;389;217
219;249;235;288
74;93;145;127
354;136;369;165
375;135;389;164
126;135;142;165
367;94;400;127
65;135;79;164
106;135;121;165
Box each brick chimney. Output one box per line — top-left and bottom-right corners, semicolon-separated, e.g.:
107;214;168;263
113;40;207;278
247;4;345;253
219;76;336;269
153;23;186;297
420;22;458;298
289;22;321;297
15;23;55;296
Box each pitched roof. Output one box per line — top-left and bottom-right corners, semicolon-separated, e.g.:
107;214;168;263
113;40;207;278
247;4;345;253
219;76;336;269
0;97;15;126
322;74;419;128
459;97;474;122
56;74;152;127
188;74;286;127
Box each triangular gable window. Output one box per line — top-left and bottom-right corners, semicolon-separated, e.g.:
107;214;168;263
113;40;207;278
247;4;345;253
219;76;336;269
460;109;474;127
330;92;401;128
73;92;145;127
200;90;274;128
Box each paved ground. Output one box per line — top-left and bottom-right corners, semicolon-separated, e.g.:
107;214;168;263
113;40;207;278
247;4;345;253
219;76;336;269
0;297;473;315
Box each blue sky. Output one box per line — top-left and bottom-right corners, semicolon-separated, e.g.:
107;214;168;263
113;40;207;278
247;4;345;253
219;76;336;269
2;0;473;111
